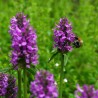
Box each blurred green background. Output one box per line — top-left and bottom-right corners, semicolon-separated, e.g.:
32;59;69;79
0;0;98;97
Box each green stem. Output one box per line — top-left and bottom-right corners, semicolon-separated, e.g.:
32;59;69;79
24;66;27;98
59;53;64;98
18;68;22;98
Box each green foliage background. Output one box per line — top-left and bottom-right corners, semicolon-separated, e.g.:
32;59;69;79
0;0;98;97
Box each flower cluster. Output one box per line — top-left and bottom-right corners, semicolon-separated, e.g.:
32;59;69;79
53;18;75;53
75;84;98;98
0;73;8;96
5;76;17;98
30;70;58;98
9;13;38;69
0;73;17;98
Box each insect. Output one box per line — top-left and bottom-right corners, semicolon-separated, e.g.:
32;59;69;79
73;36;83;48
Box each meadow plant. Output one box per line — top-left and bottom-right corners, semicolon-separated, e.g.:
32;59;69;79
9;12;38;98
53;18;76;98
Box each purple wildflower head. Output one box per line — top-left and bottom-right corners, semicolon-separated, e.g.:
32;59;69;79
0;73;8;96
53;18;75;53
30;70;58;98
5;76;18;98
0;73;17;98
75;84;98;98
9;12;38;69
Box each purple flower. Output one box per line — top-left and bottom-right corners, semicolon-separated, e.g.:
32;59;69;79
5;76;18;98
0;73;17;98
75;84;98;98
30;70;58;98
0;73;8;96
53;18;75;53
9;13;38;69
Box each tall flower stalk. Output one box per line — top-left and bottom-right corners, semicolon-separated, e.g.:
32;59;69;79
9;12;38;98
53;18;76;98
59;53;64;98
17;68;22;98
23;66;27;98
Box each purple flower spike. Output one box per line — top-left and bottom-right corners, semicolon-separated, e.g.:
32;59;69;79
5;76;18;98
53;18;75;53
0;73;17;98
75;84;98;98
30;70;58;98
0;73;8;96
9;13;38;69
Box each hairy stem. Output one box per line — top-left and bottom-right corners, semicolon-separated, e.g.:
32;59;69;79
23;66;27;98
59;53;64;98
59;54;68;98
18;68;22;98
